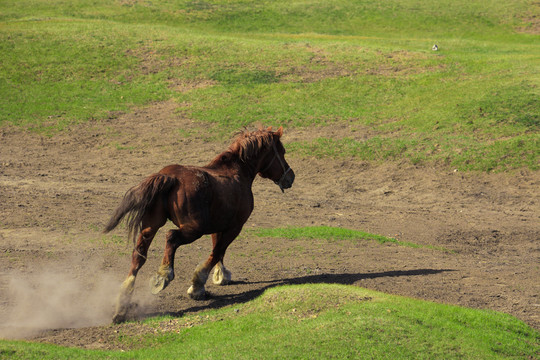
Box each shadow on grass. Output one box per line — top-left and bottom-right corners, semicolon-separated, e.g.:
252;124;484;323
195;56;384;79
141;268;454;320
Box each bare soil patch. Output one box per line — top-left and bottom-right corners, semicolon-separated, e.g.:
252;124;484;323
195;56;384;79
0;101;538;349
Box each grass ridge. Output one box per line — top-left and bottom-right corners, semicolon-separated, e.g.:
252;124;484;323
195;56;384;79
1;284;538;359
248;225;450;251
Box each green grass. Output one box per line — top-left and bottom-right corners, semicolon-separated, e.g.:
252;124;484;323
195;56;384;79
289;134;539;171
1;284;538;359
0;20;173;131
0;0;535;40
248;226;453;252
1;0;538;169
249;225;419;247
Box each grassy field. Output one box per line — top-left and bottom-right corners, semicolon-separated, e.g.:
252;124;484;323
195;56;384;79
1;284;538;359
1;0;538;170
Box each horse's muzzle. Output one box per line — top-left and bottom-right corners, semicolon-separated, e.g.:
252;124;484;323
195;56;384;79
276;168;295;192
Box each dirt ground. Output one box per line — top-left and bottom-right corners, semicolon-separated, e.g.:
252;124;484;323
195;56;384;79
0;101;538;350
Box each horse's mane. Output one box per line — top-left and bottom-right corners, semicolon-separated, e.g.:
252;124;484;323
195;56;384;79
228;128;274;162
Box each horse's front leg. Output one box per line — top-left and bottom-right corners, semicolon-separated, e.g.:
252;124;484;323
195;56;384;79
188;229;240;300
149;229;178;294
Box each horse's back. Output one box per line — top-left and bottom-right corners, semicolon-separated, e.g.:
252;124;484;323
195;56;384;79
158;164;188;177
158;163;253;233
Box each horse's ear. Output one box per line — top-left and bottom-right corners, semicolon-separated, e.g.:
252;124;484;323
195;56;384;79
275;126;283;137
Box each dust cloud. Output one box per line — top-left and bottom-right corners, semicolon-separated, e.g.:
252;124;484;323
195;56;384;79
0;263;137;339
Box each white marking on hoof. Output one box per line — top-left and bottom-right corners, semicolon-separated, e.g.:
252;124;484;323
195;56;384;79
212;263;232;285
150;266;174;295
120;275;136;293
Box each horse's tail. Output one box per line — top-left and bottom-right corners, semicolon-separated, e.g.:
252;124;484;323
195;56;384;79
104;173;178;243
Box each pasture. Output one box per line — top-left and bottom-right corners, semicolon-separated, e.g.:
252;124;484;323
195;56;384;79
0;0;539;358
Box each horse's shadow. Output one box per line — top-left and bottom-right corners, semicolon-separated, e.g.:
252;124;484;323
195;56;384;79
139;268;453;320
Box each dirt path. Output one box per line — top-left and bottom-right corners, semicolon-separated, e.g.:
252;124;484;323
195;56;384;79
0;101;538;349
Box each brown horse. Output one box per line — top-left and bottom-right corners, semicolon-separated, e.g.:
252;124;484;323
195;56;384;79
104;126;295;323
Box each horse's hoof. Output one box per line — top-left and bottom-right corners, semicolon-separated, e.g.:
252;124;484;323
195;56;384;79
212;266;232;286
187;285;206;300
112;313;126;324
150;274;170;295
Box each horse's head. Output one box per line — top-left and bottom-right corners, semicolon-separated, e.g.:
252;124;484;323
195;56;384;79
258;126;295;192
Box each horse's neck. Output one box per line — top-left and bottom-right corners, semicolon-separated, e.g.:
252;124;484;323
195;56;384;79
206;151;258;183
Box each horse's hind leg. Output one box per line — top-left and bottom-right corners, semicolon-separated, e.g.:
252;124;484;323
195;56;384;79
113;217;164;323
150;227;201;294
